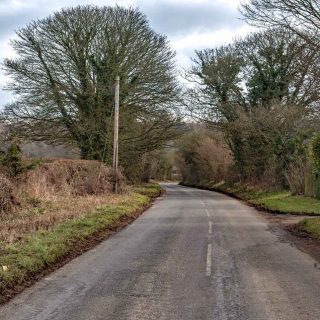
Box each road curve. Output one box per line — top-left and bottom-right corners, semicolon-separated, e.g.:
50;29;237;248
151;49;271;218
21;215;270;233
1;184;320;320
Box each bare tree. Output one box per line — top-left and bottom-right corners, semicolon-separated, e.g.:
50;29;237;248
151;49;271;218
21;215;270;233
241;0;320;47
3;5;180;162
236;29;320;108
176;128;232;185
185;45;245;123
185;28;320;185
187;29;320;120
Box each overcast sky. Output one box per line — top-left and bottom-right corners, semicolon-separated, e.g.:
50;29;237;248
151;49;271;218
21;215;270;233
0;0;251;108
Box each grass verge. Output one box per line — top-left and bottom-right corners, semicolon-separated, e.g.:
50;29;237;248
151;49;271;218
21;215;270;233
183;181;320;216
297;218;320;240
183;181;320;245
0;183;162;304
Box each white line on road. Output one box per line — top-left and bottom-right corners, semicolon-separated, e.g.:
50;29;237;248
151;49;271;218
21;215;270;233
205;209;210;217
209;221;212;234
206;244;212;276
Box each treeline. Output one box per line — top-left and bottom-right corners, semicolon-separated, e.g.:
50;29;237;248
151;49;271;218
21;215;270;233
3;2;320;189
178;1;320;196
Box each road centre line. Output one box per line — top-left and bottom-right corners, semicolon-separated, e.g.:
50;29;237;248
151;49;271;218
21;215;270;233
206;244;212;276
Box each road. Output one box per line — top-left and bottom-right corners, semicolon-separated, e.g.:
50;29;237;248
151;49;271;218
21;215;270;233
1;184;320;320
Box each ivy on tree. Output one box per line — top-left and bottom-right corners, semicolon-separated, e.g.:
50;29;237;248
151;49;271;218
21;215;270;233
2;6;180;169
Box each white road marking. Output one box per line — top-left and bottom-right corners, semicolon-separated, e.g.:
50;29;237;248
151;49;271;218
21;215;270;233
205;209;210;217
206;244;212;276
209;221;212;234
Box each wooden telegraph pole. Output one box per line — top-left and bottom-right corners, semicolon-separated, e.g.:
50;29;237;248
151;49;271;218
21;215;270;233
113;76;120;193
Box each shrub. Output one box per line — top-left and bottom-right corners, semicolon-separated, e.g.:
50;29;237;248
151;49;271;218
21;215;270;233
1;143;23;176
0;174;16;213
310;134;320;199
177;129;233;185
285;162;307;195
19;159;126;199
311;133;320;175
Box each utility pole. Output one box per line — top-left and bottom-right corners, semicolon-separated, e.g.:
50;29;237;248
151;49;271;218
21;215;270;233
113;76;120;193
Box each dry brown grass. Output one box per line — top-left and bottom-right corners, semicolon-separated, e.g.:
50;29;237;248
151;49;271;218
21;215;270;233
19;159;126;199
0;159;128;244
0;192;132;244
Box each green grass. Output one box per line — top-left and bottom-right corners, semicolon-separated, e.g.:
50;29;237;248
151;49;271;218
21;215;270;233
0;184;162;302
186;181;320;239
298;218;320;239
133;183;163;198
199;181;320;215
254;194;320;214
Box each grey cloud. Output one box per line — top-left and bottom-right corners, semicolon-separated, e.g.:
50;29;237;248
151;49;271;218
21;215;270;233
141;1;243;36
0;0;85;40
0;2;53;40
0;12;36;39
0;1;243;40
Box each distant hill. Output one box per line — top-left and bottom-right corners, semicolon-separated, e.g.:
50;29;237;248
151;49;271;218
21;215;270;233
0;121;79;159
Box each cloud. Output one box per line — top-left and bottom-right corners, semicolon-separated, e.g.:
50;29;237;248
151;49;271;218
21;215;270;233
0;0;135;38
0;13;35;39
172;24;253;65
142;0;243;37
0;0;250;109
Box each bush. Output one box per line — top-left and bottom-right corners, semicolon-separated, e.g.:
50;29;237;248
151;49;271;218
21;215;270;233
310;134;320;199
177;129;232;185
311;134;320;174
19;159;126;199
1;143;23;176
285;162;307;195
0;174;16;213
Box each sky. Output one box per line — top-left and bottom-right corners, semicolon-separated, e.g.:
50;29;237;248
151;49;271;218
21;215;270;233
0;0;251;108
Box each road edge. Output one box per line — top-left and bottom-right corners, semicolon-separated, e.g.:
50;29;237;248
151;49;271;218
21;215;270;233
181;183;320;264
0;185;164;306
180;183;320;217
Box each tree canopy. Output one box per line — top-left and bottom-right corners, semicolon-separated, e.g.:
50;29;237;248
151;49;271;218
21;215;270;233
185;28;320;185
3;5;180;163
241;0;320;47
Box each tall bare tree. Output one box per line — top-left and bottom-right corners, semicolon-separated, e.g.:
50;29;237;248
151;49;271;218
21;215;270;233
185;29;320;184
187;29;320;121
185;45;245;123
236;29;320;108
241;0;320;47
3;5;180;162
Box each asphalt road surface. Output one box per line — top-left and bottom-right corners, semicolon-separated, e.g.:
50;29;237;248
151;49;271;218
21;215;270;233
1;184;320;320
